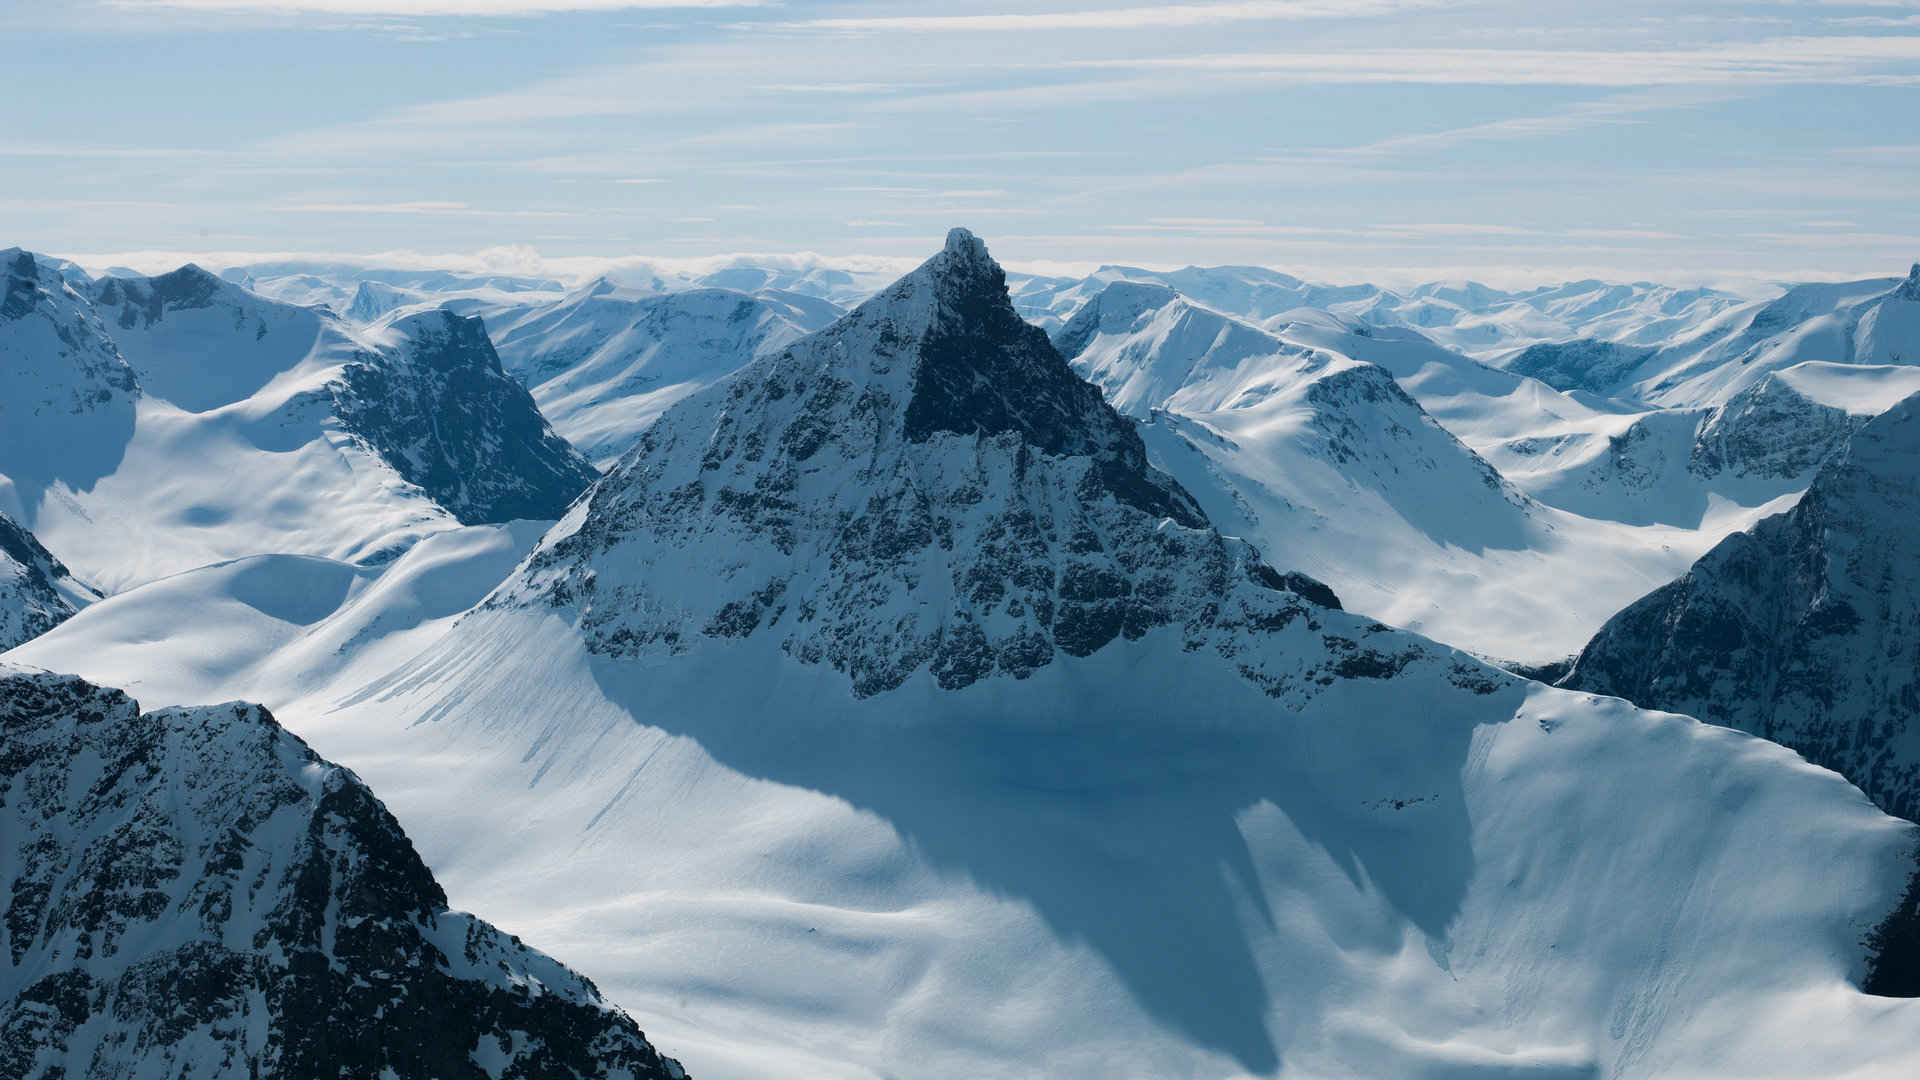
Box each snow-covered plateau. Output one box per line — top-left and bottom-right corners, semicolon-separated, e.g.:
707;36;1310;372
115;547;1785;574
5;233;1920;1079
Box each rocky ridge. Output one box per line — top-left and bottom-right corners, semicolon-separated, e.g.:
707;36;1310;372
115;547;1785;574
0;664;687;1080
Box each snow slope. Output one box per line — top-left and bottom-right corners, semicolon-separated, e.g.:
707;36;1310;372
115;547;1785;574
0;663;688;1080
30;231;1920;1080
6;521;547;710
1563;390;1920;822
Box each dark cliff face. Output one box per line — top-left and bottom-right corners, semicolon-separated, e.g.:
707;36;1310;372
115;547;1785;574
1563;391;1920;822
332;309;602;524
0;667;687;1080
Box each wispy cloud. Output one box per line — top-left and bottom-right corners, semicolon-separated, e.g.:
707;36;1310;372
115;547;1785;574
678;121;857;146
1067;35;1920;86
111;0;763;13
1339;89;1735;156
775;0;1445;33
276;200;576;216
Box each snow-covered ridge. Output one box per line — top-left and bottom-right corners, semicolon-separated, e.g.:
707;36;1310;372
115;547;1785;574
0;663;688;1079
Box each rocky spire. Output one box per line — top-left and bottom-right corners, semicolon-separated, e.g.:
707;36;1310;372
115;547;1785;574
503;230;1354;699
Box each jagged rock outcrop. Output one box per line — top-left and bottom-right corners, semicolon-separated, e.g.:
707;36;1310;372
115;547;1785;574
332;309;601;523
1563;391;1920;819
0;513;91;651
1501;338;1657;396
0;664;688;1080
496;229;1383;700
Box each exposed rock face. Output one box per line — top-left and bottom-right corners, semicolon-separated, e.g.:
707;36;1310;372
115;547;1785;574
331;310;601;524
1689;371;1866;481
1502;338;1656;396
1563;391;1920;819
90;264;228;329
499;229;1374;700
0;513;91;651
0;665;688;1080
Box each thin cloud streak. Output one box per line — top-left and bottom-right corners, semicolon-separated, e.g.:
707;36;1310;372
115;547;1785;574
111;0;764;14
776;0;1447;33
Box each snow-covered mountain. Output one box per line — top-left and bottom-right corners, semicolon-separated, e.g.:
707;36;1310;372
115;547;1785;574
1047;279;1727;657
1562;390;1920;821
477;281;841;466
345;279;429;323
1;257;595;591
221;261;565;313
0;663;687;1079
32;230;1920;1079
1494;265;1920;409
1477;268;1920;533
0;512;93;652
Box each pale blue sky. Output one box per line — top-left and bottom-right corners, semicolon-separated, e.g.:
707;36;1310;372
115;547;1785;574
5;0;1919;286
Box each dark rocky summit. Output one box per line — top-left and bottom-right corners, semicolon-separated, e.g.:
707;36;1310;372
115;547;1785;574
501;229;1379;700
0;665;687;1080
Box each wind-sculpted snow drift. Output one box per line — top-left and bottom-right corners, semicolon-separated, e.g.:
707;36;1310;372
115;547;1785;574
0;664;687;1080
238;231;1920;1079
